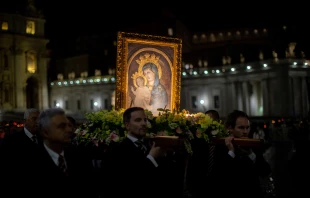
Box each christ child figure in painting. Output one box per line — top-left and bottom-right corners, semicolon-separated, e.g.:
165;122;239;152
131;76;152;111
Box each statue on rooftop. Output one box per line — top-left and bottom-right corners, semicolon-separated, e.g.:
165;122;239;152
222;56;227;65
288;42;296;58
240;54;245;63
259;51;264;60
272;50;278;62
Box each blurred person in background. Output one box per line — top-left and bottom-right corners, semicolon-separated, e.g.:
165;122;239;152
0;126;5;145
0;108;40;153
0;108;41;197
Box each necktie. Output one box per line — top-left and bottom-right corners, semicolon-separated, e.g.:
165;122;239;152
31;136;38;144
58;155;67;175
135;140;147;154
207;145;215;176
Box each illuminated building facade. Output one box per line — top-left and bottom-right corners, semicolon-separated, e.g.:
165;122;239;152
1;5;308;121
0;1;49;115
50;25;310;119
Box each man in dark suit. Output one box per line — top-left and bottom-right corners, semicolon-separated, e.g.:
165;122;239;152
214;110;271;198
188;110;271;198
187;109;220;198
1;108;96;198
0;109;40;187
0;108;40;150
104;107;163;198
36;108;97;198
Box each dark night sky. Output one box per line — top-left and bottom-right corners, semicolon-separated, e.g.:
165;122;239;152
40;3;307;29
2;1;309;50
3;0;305;79
44;4;310;49
39;2;309;45
39;3;288;33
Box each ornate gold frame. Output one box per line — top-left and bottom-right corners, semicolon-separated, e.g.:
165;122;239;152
115;32;182;115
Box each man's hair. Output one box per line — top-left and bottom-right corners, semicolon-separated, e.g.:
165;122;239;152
205;109;220;121
225;110;249;129
123;107;144;124
66;116;76;126
38;108;65;131
24;108;40;119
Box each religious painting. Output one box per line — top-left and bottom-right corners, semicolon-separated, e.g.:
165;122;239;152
115;32;182;116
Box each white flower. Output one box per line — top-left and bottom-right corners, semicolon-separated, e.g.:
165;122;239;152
211;130;218;136
74;128;80;134
75;128;88;135
80;130;88;135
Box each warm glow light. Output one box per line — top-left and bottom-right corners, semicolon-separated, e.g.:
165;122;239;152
1;22;8;30
26;21;35;34
27;67;36;73
27;54;36;73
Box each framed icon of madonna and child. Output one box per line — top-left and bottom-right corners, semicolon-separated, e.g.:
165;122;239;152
115;32;182;116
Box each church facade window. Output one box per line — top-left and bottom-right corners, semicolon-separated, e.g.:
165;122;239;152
26;53;37;73
26;20;35;34
1;21;8;30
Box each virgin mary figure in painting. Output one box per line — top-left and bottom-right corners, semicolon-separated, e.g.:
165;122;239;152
142;62;168;115
131;53;169;116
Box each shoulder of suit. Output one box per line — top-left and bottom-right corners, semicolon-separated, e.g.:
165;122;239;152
4;131;24;140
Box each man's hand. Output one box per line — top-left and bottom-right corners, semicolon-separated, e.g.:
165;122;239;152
149;141;162;158
225;136;235;153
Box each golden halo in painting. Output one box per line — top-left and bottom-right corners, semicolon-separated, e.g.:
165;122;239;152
136;53;162;79
131;71;147;88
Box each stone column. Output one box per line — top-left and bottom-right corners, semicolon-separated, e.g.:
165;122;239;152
288;77;294;116
242;81;250;115
301;77;308;117
256;81;263;116
292;77;302;116
237;81;243;111
275;66;290;117
13;48;25;111
261;79;269;117
228;81;237;113
38;52;50;109
250;81;259;116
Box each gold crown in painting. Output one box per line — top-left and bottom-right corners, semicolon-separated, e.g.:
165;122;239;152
136;53;162;79
136;53;160;66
